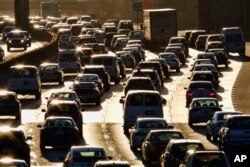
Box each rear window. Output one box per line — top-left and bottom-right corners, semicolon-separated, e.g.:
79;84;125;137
49;104;78;114
193;74;213;80
128;94;143;106
193;100;218;107
10;68;37;78
228;117;250;129
145;94;160;106
59;54;77;62
138;121;167;128
92;57;114;66
0;95;15;102
46;119;74;127
172;143;204;156
150;132;184;142
83;68;105;76
52;92;75;99
192;153;227;167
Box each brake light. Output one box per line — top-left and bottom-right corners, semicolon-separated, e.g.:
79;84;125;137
209;91;215;97
187;92;193;97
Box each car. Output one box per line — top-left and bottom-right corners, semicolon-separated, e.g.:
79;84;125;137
0;46;4;61
141;129;184;166
188;30;206;48
205;34;225;47
39;116;80;150
70;24;82;36
114;37;128;52
45;90;81;108
167;43;188;58
90;54;121;84
118;28;131;36
1;25;17;41
189;71;219;89
205;41;225;52
94;160;130;167
118;20;133;31
179;150;230;167
130;118;169;151
120;90;166;134
126;44;145;61
116;49;135;68
111;34;127;51
195;34;209;51
138;61;164;86
192;64;219;83
218;115;250;151
0;127;31;166
6;30;28;51
128;30;144;41
196;52;219;70
43;100;83;136
58;49;82;73
123;77;155;96
185;81;216;107
188;98;223;126
58;33;72;49
168;36;188;51
159;52;181;72
160;139;205;167
91;19;102;29
62;146;112;167
0;158;28;167
8;65;42;100
127;39;144;49
190;59;214;71
39;63;64;85
122;47;142;64
0;90;21;120
93;31;106;43
148;58;171;78
165;46;186;65
77;47;94;66
131;68;161;92
22;31;31;47
208;48;229;67
74;73;104;96
206;111;242;141
82;65;111;91
72;81;101;106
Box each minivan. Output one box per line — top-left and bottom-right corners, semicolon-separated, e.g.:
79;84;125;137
58;49;81;73
8;65;41;100
90;54;120;84
119;90;166;134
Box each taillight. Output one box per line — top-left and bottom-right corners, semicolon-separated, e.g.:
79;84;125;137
187;92;193;97
209;91;215;97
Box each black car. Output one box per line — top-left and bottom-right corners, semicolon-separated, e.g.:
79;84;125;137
188;30;206;48
122;47;142;64
39;63;64;85
141;129;184;166
192;64;219;83
39;116;80;150
196;53;219;70
138;61;164;86
208;48;229;67
0;128;31;167
188;98;222;126
123;77;155;96
165;46;186;65
43;100;83;136
185;81;216;107
82;65;111;91
72;82;101;106
189;71;219;89
149;58;171;78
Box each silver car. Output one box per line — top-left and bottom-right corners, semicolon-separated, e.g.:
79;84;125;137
159;52;180;72
206;111;242;141
129;117;169;151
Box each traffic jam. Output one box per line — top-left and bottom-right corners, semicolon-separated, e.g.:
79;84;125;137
0;8;248;167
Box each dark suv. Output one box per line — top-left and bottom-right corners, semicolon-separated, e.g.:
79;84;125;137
82;65;111;91
123;77;155;96
185;81;216;107
0;128;31;166
43;100;83;135
0;90;21;120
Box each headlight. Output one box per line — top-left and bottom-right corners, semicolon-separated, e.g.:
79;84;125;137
21;40;24;43
8;40;12;43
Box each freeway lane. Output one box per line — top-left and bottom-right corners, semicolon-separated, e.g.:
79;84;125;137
0;43;248;166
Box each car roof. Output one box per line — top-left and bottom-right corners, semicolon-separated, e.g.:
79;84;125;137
128;76;151;80
45;116;74;121
49;100;77;105
10;65;38;69
40;63;58;67
189;80;213;84
192;71;213;75
192;97;217;101
0;158;27;165
71;145;105;151
149;129;182;133
137;117;166;122
51;90;76;94
91;54;116;58
84;65;105;69
0;90;16;96
126;90;160;95
214;111;242;115
59;49;77;54
95;160;129;165
227;115;250;120
169;139;202;144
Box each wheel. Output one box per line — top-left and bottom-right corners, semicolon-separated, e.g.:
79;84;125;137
225;63;228;67
212;135;218;142
59;79;64;85
15;114;21;121
206;131;211;140
40;142;45;150
114;77;120;85
96;99;101;106
144;160;151;167
188;121;193;127
105;84;110;91
24;46;27;50
176;67;180;72
130;145;137;152
78;125;83;137
123;126;129;135
7;46;10;52
121;73;126;78
35;91;41;100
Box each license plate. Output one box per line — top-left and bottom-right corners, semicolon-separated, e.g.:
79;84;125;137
56;130;64;135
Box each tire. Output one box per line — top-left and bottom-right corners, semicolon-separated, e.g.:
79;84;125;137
123;126;129;135
121;73;126;78
176;67;180;72
188;121;193;127
78;125;83;137
206;131;211;140
24;46;27;51
212;135;218;142
144;160;151;167
105;84;110;91
7;46;10;52
59;79;64;85
130;145;137;152
96;98;101;106
114;77;120;85
40;141;45;150
15;114;21;121
225;63;228;67
35;91;41;100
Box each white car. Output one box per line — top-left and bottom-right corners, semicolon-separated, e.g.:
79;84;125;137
129;117;169;151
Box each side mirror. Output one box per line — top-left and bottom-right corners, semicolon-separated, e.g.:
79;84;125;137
184;87;187;89
119;98;124;103
122;83;126;86
168;125;174;129
37;124;42;128
187;77;191;79
162;98;167;104
228;60;231;64
41;109;46;112
220;104;223;107
81;107;85;112
45;97;48;100
108;156;113;160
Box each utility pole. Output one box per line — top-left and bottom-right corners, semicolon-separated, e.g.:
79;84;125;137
14;0;29;30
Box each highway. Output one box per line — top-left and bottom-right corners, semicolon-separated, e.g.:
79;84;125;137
0;42;247;166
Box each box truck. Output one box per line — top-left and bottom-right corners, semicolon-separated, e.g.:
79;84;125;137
40;2;58;18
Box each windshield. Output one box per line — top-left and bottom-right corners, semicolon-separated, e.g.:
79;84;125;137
10;68;37;78
192;153;227;167
59;54;77;62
